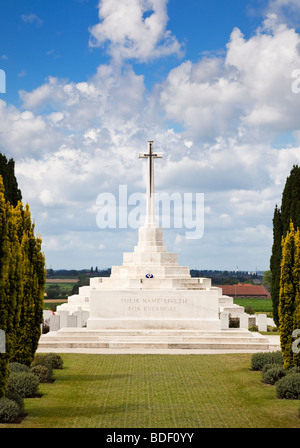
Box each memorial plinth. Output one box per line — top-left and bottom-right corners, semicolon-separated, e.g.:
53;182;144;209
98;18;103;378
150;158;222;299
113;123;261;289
86;225;221;330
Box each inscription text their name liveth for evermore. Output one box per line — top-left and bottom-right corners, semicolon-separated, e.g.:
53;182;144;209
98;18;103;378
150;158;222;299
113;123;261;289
120;297;188;313
120;298;188;304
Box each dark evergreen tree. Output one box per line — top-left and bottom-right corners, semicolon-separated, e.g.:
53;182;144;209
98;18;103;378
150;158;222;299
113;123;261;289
0;153;22;206
270;165;300;327
270;205;283;327
281;166;300;232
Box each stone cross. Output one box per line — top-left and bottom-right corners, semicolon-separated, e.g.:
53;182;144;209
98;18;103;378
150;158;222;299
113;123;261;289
139;141;162;227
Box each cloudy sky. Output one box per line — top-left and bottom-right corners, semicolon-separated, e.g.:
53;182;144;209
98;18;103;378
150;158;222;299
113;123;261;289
1;0;300;272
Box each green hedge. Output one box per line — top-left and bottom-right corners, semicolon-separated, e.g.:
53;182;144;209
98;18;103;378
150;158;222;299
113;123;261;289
5;390;24;414
262;365;286;385
251;351;283;371
9;362;30;374
30;365;52;383
45;353;63;369
276;373;300;399
7;372;40;398
0;398;21;423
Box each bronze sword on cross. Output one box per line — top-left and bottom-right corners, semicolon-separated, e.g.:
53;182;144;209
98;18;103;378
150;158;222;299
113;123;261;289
139;141;162;227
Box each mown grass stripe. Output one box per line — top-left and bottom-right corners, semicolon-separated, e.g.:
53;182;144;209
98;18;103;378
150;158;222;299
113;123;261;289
2;353;300;428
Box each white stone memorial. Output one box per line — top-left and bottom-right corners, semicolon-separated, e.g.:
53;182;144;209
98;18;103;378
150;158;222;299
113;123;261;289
58;141;222;330
40;141;276;352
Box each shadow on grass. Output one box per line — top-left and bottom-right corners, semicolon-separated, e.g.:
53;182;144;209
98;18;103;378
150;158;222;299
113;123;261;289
26;402;149;420
56;373;131;382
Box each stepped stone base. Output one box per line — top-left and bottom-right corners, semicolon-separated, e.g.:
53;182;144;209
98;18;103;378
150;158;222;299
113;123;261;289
50;225;277;352
38;328;279;353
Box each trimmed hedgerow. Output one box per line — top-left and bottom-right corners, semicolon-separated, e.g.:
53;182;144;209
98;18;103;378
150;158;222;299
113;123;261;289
276;373;300;399
251;351;283;371
0;397;21;423
5;390;24;414
7;371;40;398
262;363;275;373
45;353;63;370
262;365;286;385
286;366;300;376
31;354;53;377
9;362;30;374
30;365;52;383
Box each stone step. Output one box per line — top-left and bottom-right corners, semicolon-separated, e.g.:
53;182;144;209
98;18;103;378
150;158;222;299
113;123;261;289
41;335;264;343
50;329;257;337
38;328;275;352
38;340;271;350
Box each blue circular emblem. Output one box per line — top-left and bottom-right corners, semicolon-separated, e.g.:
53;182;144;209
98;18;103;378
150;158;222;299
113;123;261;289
145;273;153;278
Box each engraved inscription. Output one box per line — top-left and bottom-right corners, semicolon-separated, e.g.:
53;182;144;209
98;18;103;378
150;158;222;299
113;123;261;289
120;297;188;314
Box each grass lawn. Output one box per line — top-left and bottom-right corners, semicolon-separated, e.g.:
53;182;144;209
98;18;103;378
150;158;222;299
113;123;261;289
1;353;300;429
233;297;273;314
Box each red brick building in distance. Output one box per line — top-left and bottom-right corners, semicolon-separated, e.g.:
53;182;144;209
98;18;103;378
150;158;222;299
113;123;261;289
216;284;271;298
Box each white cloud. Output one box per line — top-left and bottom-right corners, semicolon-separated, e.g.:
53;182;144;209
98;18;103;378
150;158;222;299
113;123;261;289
160;58;247;139
159;20;300;141
0;100;58;156
267;0;300;22
89;0;183;63
21;13;43;26
19;65;147;131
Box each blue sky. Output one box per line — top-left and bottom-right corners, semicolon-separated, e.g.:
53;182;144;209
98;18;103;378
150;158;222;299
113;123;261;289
1;0;300;271
1;0;269;103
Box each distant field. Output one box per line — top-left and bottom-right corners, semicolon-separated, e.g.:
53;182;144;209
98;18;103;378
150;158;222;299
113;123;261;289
44;299;68;304
233;297;273;313
44;280;77;310
46;278;78;283
45;282;76;289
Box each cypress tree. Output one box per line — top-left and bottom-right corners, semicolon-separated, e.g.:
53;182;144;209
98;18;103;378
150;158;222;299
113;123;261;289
292;227;300;367
0;158;46;396
281;166;300;232
270;205;283;327
0;177;20;397
11;205;46;366
5;202;23;353
23;204;46;362
270;165;300;327
0;153;22;206
279;222;297;369
0;177;9;398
